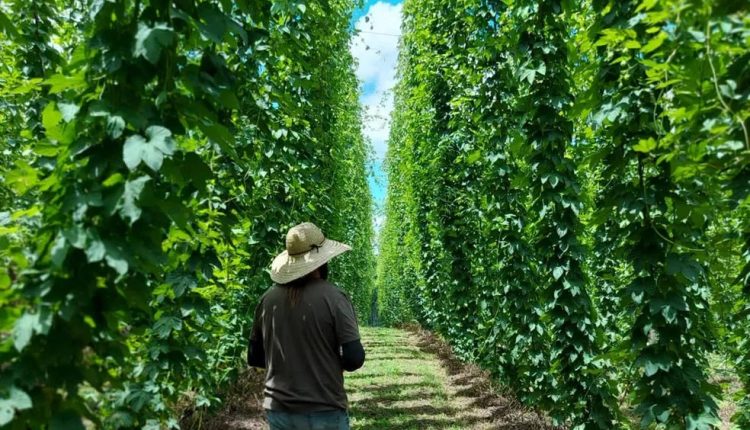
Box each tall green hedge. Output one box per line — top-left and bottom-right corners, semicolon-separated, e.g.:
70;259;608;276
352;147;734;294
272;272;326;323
377;0;749;427
0;0;373;427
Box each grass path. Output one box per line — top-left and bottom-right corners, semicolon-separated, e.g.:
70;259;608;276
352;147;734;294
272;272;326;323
346;327;547;430
193;326;549;429
347;327;460;429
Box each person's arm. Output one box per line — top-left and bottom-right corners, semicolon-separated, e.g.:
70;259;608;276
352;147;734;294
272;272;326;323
341;339;365;371
334;291;365;371
247;336;266;368
247;300;266;369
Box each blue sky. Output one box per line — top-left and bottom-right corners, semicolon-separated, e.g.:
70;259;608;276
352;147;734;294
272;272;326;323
349;0;403;231
368;162;386;207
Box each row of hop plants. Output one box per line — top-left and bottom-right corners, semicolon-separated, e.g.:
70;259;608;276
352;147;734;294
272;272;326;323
0;0;374;428
376;0;749;427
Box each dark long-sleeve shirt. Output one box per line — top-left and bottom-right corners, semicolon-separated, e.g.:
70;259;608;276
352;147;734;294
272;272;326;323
248;279;365;411
248;337;365;371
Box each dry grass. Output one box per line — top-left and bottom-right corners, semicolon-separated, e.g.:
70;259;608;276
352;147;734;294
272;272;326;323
709;354;743;430
181;368;267;430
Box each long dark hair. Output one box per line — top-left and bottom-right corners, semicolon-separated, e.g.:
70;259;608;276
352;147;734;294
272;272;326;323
282;263;328;306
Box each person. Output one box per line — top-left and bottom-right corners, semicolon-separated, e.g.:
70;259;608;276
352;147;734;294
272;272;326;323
247;222;366;430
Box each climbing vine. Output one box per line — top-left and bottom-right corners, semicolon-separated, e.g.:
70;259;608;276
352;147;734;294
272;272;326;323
0;0;373;427
2;0;747;427
378;0;749;427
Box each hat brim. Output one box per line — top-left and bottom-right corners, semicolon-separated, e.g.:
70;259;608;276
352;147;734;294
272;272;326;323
270;239;352;284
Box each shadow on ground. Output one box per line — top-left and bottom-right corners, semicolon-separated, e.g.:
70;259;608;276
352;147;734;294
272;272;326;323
183;326;556;430
348;326;555;430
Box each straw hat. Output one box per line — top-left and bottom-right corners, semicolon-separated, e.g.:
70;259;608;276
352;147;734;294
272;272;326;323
270;222;351;284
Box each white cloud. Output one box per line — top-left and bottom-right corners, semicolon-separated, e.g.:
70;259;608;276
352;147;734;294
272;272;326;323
350;2;402;161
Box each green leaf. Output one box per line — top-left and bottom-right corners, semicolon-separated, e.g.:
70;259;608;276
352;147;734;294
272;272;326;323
157;195;191;229
41;103;76;144
105;411;135;428
665;254;701;283
624;40;641;49
42;103;62;132
167;272;197;297
7;389;31;411
118;176;150;225
134;22;174;64
63;225;87;249
199;122;235;154
556;225;568;238
143;420;161;430
35;143;59;157
153;315;182;338
85;230;106;263
640;353;672;376
123;135;148;170
552;266;564;280
642;31;667;54
687;30;706;43
217;90;240;110
102;173;124;187
686;411;721;430
123;126;175;171
50;411;85;430
51;233;69;268
107;115;125;139
43;72;88;94
643;361;658;377
142;144;164;171
12;313;36;351
0;403;14;424
196;4;229;43
36;307;53;335
655;407;670;423
0;9;19;37
104;242;128;276
466;150;482;164
633;137;657;153
58;103;80;122
0;387;32;426
636;0;658;12
89;0;108;20
662;305;677;323
5;162;39;195
145;126;175;154
182;153;212;189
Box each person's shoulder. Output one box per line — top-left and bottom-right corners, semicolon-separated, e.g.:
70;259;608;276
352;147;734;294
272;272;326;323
259;284;282;301
316;280;351;301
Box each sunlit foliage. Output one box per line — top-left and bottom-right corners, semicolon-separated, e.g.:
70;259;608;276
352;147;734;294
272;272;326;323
0;0;374;427
377;0;749;428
